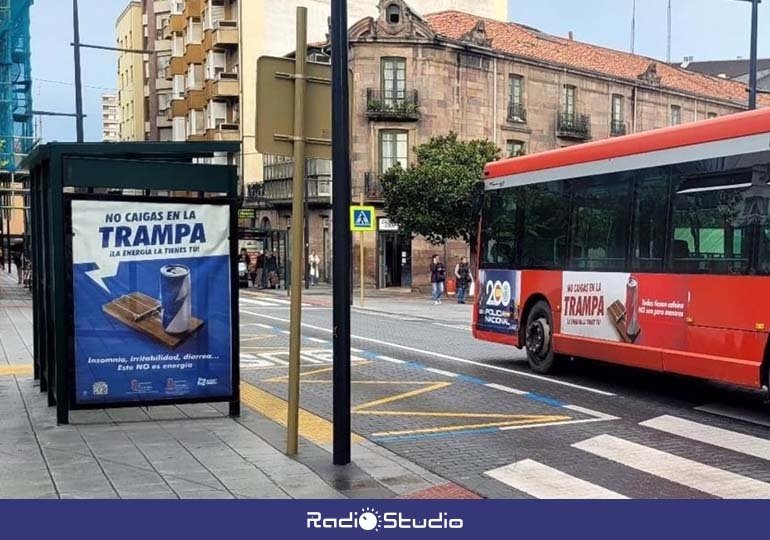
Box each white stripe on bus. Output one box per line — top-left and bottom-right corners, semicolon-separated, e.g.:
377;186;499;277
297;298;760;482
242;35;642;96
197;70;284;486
486;133;770;190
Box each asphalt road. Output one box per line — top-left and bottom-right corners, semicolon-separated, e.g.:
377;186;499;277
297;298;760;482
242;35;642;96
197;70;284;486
238;290;770;499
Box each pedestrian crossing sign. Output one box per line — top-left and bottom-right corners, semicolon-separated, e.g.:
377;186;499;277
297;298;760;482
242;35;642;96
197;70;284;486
350;206;376;232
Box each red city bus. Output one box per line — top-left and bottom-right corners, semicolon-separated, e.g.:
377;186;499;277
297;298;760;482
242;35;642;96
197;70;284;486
474;107;770;391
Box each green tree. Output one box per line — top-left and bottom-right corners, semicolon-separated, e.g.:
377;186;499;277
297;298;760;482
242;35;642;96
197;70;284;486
381;133;500;262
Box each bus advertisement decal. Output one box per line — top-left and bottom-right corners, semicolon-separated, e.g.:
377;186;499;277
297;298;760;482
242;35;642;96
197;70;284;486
478;270;521;335
561;272;688;347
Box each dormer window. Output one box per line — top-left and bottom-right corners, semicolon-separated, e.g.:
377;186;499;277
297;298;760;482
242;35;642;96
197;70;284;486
386;3;401;24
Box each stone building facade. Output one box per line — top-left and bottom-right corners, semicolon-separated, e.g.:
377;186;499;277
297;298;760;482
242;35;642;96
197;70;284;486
250;0;758;291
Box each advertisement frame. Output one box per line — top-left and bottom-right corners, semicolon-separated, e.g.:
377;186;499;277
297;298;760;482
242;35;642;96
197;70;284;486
63;194;240;411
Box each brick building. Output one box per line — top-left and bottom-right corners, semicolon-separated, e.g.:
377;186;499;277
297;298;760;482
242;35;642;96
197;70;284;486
250;0;759;291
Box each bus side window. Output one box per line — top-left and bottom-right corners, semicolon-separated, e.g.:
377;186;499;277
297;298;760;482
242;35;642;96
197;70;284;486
631;171;669;272
671;166;752;275
481;189;518;268
570;173;631;272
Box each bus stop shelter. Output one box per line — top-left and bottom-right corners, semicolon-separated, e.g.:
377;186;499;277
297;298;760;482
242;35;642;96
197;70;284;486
24;142;241;424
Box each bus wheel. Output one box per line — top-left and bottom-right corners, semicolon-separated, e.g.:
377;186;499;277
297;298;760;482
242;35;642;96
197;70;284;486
525;301;559;374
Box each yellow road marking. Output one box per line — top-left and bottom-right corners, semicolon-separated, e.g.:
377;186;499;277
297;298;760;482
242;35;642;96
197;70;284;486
239;381;364;445
262;363;370;383
356;411;562;419
372;416;571;438
353;382;452;411
0;365;32;376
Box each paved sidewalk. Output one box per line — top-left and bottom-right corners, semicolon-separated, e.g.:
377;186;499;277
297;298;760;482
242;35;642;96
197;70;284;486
0;273;476;499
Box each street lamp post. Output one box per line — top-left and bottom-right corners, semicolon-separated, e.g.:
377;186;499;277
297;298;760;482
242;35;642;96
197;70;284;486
736;0;762;109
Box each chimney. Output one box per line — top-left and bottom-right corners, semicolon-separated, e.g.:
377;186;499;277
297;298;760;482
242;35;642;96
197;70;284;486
568;31;574;40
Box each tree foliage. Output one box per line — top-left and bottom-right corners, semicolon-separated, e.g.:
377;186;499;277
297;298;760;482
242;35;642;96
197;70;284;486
381;133;500;245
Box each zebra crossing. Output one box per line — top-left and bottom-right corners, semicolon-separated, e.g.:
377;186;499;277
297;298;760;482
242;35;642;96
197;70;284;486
239;294;312;308
484;414;770;499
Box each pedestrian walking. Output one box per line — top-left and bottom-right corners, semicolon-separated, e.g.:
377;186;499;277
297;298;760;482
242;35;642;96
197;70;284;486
454;256;472;304
255;250;265;288
429;254;446;305
309;250;320;286
265;251;279;289
11;243;22;285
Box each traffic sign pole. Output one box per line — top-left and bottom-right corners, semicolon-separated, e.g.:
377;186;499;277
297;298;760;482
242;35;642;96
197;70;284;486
359;193;365;308
331;0;352;466
286;6;307;456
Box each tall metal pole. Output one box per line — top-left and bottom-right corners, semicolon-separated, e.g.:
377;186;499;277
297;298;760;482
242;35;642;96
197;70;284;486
666;0;672;63
72;0;84;142
331;0;352;466
630;0;636;54
748;0;760;109
305;173;310;290
286;6;307;456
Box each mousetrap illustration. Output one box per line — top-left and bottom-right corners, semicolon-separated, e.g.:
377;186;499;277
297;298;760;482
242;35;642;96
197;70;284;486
103;291;203;348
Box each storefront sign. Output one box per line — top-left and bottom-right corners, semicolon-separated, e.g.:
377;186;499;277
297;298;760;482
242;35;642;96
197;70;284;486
379;218;400;231
70;200;233;405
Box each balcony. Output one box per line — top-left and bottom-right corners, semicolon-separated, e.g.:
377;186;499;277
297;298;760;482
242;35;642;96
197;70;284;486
610;120;627;137
205;123;240;141
507;102;527;124
184;0;203;18
365;89;419;121
186;89;206;110
203;20;238;50
247;178;332;204
168;56;186;78
169;14;186;34
556;112;591;140
171;98;188;117
205;73;239;99
185;43;205;64
364;172;384;201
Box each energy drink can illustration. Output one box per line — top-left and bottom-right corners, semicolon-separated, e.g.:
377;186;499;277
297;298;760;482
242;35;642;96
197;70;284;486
160;265;191;334
626;276;640;337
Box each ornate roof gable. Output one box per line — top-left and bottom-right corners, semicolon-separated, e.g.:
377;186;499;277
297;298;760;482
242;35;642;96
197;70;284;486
350;0;436;40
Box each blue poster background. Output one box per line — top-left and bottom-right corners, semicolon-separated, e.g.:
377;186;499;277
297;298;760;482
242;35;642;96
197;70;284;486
73;255;232;405
476;269;519;334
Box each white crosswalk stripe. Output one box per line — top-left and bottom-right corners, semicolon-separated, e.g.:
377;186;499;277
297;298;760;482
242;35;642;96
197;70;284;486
484;459;627;499
573;434;770;499
640;415;770;462
240;296;309;308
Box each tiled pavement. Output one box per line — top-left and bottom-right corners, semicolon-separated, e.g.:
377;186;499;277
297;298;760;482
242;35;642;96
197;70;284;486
0;271;470;499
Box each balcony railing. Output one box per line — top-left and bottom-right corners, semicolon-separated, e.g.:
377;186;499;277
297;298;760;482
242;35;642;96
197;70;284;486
507;102;527;124
610;120;627;137
246;178;332;203
556;112;591;140
364;172;384;201
365;89;419;121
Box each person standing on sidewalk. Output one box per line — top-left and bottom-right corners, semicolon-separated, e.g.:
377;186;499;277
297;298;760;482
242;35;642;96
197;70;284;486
11;243;22;285
309;250;320;286
429;254;446;305
265;251;279;289
454;256;472;304
254;250;265;289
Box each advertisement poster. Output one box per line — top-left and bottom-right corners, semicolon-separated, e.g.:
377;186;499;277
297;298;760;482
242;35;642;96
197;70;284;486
477;270;521;334
561;272;688;347
71;200;233;405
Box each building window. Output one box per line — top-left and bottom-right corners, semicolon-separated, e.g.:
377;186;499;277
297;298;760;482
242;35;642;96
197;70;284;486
508;75;525;123
506;140;526;158
670;105;682;125
708;112;718;119
611;94;625;136
563;85;576;118
380;130;408;173
386;3;401;24
381;57;406;104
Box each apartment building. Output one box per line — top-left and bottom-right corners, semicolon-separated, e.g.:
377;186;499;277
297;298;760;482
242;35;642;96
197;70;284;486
116;1;145;141
101;94;120;142
250;0;760;290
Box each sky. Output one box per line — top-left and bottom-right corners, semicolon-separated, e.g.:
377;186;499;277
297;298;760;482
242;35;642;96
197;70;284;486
30;0;770;143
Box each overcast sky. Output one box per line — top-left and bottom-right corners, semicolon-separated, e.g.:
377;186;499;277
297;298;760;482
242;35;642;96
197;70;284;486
30;0;769;143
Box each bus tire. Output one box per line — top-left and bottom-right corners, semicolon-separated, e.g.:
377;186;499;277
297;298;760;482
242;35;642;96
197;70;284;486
525;301;559;374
